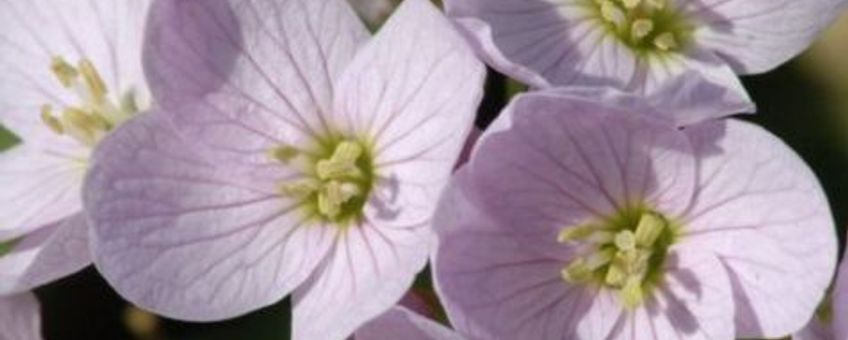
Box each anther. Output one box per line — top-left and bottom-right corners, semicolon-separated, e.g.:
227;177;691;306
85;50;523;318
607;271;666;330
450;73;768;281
631;19;654;41
40;105;64;135
50;56;79;88
621;0;641;9
653;32;678;51
270;145;301;164
78;59;108;102
600;0;627;28
634;212;666;247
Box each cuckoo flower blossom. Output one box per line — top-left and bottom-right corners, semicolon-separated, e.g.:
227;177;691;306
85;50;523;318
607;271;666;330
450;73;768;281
0;293;41;340
795;234;848;340
84;0;484;339
443;0;845;113
0;0;151;294
432;89;837;339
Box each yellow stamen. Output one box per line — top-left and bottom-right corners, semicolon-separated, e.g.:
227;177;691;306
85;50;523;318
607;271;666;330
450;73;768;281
653;32;678;51
281;179;320;198
631;19;654;41
620;276;644;308
270;145;301;164
600;1;627;28
634;212;666;247
50;56;78;88
78;59;108;102
40;105;64;134
621;0;641;9
614;230;636;251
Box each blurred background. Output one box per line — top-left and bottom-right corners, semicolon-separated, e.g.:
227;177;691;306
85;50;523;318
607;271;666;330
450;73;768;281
1;0;846;339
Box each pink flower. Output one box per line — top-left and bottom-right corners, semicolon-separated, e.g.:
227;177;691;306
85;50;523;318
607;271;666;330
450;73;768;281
0;0;152;294
433;88;837;339
443;0;845;110
83;0;484;339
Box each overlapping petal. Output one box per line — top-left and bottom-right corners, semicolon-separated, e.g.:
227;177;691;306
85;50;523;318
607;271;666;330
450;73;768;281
834;241;848;340
355;306;463;340
0;213;89;295
85;112;335;321
0;293;41;340
682;120;837;338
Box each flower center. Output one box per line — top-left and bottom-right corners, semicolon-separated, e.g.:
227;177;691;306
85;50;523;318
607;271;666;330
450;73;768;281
587;0;691;54
40;56;141;147
270;137;376;226
558;209;677;308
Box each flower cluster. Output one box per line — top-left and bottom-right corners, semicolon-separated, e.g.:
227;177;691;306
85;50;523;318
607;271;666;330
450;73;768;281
0;0;846;339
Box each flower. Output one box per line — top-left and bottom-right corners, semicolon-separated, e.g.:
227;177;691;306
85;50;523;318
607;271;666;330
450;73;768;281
355;305;463;340
83;0;485;339
442;0;845;108
794;233;848;340
432;88;837;339
0;0;152;294
0;293;41;340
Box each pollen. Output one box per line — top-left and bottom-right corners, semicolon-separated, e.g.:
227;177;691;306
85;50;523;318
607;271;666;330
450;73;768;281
41;56;141;147
558;209;677;309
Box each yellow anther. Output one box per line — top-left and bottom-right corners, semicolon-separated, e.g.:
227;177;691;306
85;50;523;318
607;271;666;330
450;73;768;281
646;0;665;9
558;226;594;243
631;19;654;41
605;262;627;286
621;0;641;9
619;276;644;309
281;179;320;198
653;32;678;51
634;212;666;247
316;159;360;180
40;105;64;135
50;56;78;88
270;145;301;164
78;59;108;102
330;141;363;164
600;0;627;28
63;107;109;131
561;258;593;283
614;230;636;251
318;180;356;219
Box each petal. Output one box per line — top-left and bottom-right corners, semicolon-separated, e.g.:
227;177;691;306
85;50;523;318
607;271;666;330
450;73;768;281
611;250;733;340
354;306;463;340
432;173;622;339
0;0;151;142
462;89;695;256
0;293;42;340
143;0;368;136
85;111;334;321
0;142;86;240
835;249;848;340
332;0;485;171
291;221;431;340
0;213;90;294
688;0;847;73
682;119;837;338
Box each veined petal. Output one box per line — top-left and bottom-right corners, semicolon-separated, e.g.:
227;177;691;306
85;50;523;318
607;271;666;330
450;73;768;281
0;293;41;340
433;172;621;339
682;119;837;338
0;213;89;295
85;111;334;321
463;89;695;255
835;245;848;340
354;306;463;340
0;0;151;142
610;249;733;340
144;0;368;137
0;142;86;240
292;223;431;340
689;0;847;74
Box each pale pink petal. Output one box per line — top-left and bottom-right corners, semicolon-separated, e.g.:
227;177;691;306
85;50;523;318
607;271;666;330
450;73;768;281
0;213;89;294
144;0;368;138
0;0;151;141
292;223;431;340
433;171;621;339
610;249;733;340
0;143;86;240
355;306;462;340
689;0;847;74
85;111;334;321
0;293;41;340
462;89;694;255
682;119;837;338
835;246;848;340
